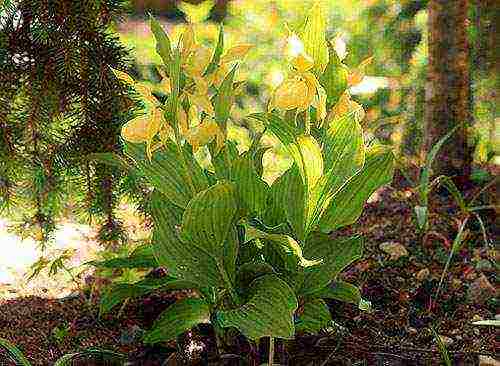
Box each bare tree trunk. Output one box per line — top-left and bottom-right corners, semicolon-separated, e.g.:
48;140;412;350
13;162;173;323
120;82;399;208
425;0;473;185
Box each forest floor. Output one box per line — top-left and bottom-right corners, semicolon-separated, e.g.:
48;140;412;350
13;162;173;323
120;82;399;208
0;172;498;366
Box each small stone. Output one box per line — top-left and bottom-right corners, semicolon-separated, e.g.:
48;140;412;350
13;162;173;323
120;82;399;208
495;314;500;321
472;314;484;322
380;241;408;261
438;335;453;346
408;327;418;336
479;356;500;366
416;268;430;281
467;274;497;304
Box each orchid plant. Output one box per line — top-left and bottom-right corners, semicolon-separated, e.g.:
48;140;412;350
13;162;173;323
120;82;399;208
92;2;394;362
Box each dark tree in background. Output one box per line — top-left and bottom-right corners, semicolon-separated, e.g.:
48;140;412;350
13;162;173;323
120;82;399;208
0;0;141;245
425;0;473;184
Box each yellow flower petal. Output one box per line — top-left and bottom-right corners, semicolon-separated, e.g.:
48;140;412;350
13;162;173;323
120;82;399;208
188;92;214;116
220;44;253;64
134;84;158;106
347;56;373;87
111;68;135;85
272;77;309;111
209;63;229;87
180;25;196;59
291;53;314;73
185;118;219;151
177;106;189;135
121;113;160;144
184;45;212;77
300;72;318;110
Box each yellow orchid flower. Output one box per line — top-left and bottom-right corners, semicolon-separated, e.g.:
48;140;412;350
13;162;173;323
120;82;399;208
328;91;365;124
185;117;224;153
220;44;253;64
270;52;326;121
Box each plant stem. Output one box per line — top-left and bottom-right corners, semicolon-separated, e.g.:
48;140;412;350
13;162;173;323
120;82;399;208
268;337;274;366
304;109;311;135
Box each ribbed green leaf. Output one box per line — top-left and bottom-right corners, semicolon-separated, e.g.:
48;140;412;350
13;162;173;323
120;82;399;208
235;261;275;294
314;281;361;305
181;182;238;256
87;245;156;269
300;1;329;74
269;166;305;241
99;276;193;315
211;141;239;179
214;65;238;128
232;154;270;215
295;299;331;334
298;234;363;296
307;110;365;232
0;338;31;366
319;145;394;232
217;275;298;340
149;15;172;66
243;223;321;268
150;192;223;288
143;298;210;344
319;44;349;107
124;142;209;208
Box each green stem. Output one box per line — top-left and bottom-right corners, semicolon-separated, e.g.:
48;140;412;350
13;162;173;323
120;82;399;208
216;260;239;306
304;109;311;135
268;337;274;366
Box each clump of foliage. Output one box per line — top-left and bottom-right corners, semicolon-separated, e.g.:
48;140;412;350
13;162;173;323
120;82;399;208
0;0;139;245
93;2;394;361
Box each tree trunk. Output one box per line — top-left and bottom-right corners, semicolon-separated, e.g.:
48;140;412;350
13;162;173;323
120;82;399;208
425;0;473;185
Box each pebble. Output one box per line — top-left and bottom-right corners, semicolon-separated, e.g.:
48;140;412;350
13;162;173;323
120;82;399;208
416;268;430;281
479;356;500;366
495;314;500;321
408;327;418;336
472;314;484;322
379;241;409;261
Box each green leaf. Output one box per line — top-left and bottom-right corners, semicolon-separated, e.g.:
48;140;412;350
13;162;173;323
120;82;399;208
150;192;223;288
149;15;172;66
99;276;193;315
307;110;365;232
124;142;209;208
181;182;238;256
0;338;31;366
437;176;467;212
300;1;329;74
204;24;224;76
243;222;321;268
472;320;500;327
314;281;362;305
235;261;275;294
217;275;298;340
214;65;238;128
232;154;270;215
211;140;239;179
143;298;210;344
319;145;394;232
298;234;363;296
87;245;157;269
419;126;458;204
269;166;306;242
319;43;349;107
414;205;428;231
295;299;331;334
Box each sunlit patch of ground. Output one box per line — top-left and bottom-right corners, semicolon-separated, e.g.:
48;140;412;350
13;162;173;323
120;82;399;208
0;219;99;299
0;202;149;300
